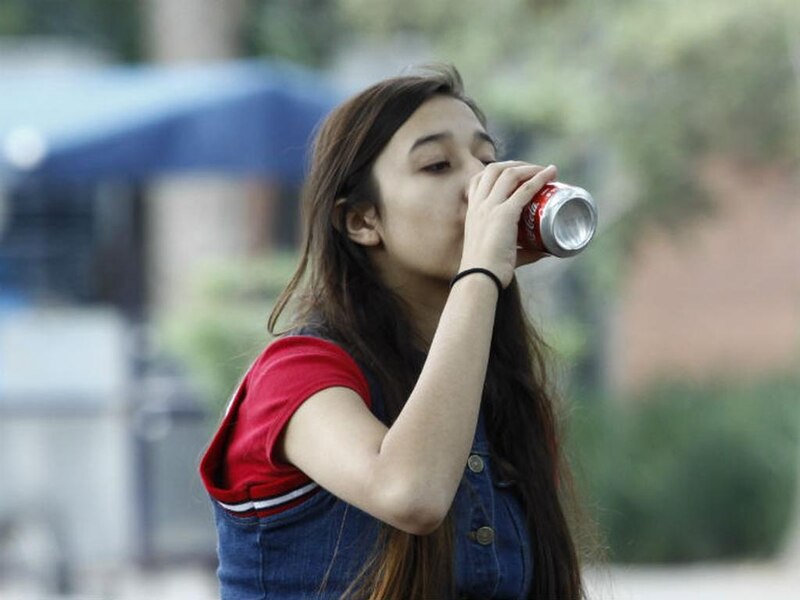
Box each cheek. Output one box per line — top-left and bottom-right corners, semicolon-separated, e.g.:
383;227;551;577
385;207;459;261
408;205;463;244
379;180;466;247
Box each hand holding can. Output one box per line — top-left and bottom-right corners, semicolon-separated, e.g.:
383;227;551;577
517;182;597;257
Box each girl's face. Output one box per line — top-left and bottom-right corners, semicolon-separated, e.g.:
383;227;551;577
367;95;497;294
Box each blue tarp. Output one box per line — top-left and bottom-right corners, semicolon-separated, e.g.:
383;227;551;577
0;59;341;185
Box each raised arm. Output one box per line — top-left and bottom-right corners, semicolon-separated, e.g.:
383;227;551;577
281;163;556;534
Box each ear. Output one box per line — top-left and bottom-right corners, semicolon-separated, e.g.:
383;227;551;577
334;198;382;247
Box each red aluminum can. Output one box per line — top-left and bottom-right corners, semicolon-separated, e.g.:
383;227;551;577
517;182;597;257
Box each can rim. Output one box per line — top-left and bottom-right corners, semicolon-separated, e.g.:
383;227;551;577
539;187;597;257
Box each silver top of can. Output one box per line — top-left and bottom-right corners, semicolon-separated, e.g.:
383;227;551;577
539;184;597;257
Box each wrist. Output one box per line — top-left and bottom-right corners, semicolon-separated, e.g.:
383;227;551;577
450;267;503;296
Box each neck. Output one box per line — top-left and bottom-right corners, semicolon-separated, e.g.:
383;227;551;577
408;289;449;349
385;276;450;349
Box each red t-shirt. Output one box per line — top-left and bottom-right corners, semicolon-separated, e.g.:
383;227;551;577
199;335;371;517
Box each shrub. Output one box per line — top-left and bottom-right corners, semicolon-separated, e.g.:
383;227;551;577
566;373;800;563
159;253;298;413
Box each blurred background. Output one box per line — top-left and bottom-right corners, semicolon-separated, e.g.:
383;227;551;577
0;1;798;598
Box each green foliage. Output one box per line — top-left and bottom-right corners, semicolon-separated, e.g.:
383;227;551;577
159;253;299;412
9;0;794;248
566;373;800;563
0;0;142;61
242;0;347;67
601;0;800;242
542;315;590;364
337;0;800;248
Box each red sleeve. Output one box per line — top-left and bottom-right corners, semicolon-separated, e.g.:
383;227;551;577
236;335;371;471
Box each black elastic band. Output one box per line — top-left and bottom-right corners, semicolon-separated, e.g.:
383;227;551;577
449;268;503;295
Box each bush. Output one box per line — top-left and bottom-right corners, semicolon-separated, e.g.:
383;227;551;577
566;373;800;563
159;253;299;413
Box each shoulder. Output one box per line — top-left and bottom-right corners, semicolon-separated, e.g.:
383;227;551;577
255;334;359;367
247;334;371;408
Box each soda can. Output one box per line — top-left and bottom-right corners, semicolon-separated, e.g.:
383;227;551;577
517;182;598;257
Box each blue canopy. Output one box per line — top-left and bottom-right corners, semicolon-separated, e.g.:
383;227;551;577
0;59;341;185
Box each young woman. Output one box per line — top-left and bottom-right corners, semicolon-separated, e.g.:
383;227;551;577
200;65;584;599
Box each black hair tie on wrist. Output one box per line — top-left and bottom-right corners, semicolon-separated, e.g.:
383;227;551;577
449;267;503;295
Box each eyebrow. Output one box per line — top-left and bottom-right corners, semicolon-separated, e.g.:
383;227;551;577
408;130;498;154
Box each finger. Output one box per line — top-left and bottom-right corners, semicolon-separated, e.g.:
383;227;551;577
488;164;550;204
472;160;531;202
506;164;558;212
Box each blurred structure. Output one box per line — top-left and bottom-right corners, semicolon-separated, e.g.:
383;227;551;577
609;158;800;392
142;0;252;313
0;2;340;594
0;309;133;593
0;66;337;317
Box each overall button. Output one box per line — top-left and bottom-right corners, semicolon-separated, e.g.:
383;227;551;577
467;454;485;473
472;526;495;546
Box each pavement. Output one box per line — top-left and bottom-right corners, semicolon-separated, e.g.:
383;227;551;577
0;567;218;600
585;560;800;600
2;560;800;599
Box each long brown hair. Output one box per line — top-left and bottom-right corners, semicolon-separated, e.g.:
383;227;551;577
269;65;583;599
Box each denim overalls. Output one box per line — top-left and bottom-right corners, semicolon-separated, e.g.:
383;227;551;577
209;343;533;599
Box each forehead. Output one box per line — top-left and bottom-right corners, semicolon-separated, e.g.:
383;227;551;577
385;95;487;152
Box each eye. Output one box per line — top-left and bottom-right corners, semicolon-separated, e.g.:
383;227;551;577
422;161;451;173
481;158;496;166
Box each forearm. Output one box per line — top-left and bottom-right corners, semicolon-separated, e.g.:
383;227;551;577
374;273;498;520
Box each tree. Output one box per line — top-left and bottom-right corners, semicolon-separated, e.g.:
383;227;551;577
336;0;799;243
0;0;141;61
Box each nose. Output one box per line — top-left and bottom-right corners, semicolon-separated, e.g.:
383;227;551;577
466;153;487;178
462;155;486;199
